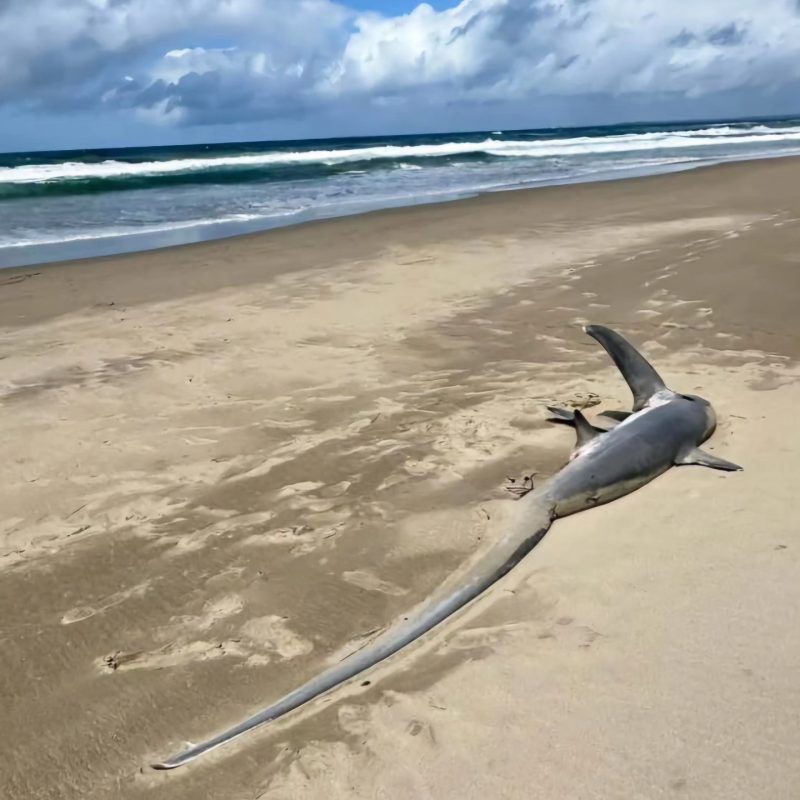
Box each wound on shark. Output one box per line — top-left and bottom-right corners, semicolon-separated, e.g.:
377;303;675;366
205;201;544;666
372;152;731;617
153;324;742;770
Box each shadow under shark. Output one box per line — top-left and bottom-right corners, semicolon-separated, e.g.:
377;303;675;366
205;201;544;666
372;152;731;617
153;324;741;770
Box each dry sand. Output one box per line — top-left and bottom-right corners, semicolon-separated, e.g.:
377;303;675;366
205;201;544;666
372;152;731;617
1;157;799;799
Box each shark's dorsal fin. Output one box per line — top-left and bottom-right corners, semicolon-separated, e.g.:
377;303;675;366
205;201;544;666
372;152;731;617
584;325;667;412
573;410;600;448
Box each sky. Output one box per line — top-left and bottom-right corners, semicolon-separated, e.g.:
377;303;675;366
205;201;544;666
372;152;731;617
1;0;800;152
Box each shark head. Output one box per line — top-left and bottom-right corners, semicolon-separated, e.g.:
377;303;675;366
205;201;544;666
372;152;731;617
678;393;717;439
583;325;719;441
583;324;667;412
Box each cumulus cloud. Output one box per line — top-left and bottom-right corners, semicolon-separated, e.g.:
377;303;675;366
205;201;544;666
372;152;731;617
332;0;800;100
109;45;336;125
3;0;800;127
0;0;349;113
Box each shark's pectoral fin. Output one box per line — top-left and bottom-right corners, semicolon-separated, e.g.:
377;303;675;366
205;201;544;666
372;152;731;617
676;447;743;472
546;406;576;424
549;407;602;448
546;406;614;433
573;410;601;447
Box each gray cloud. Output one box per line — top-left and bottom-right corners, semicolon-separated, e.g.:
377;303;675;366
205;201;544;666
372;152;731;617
2;0;800;128
0;0;350;109
707;23;747;46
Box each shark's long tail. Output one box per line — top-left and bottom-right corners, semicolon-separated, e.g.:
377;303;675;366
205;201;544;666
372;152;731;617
152;494;555;770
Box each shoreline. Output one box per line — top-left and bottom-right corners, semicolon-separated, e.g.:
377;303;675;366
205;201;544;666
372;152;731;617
1;154;799;329
0;151;788;273
2;155;800;799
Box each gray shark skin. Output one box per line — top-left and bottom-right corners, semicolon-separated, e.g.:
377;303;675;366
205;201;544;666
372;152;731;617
152;325;741;770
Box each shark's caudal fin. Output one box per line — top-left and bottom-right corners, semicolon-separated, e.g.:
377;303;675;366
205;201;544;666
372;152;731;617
583;325;667;412
152;497;555;770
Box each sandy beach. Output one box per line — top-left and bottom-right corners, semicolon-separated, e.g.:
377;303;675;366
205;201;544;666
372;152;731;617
2;157;799;799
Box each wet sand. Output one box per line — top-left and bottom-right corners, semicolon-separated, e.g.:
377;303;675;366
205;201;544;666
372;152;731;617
2;157;800;799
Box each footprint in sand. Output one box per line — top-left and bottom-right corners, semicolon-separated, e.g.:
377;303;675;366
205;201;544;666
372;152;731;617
402;458;439;478
537;616;603;650
100;593;252;673
61;606;98;625
447;622;532;651
376;473;410;492
342;570;408;597
319;481;352;498
100;639;248;672
187;594;244;630
405;718;438;745
162;510;277;555
276;481;326;499
239;615;314;660
60;580;152;625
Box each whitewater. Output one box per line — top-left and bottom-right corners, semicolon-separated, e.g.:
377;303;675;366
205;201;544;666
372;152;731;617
1;117;799;267
3;124;800;185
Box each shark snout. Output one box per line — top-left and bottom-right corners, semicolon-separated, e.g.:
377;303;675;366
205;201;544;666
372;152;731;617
679;392;717;439
704;402;718;438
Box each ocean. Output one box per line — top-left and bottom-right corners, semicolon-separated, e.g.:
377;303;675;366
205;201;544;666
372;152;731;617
2;116;800;269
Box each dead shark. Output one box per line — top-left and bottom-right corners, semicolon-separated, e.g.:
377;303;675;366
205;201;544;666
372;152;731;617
153;324;741;770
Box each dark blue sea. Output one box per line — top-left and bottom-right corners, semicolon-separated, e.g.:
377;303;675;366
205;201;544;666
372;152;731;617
3;116;800;268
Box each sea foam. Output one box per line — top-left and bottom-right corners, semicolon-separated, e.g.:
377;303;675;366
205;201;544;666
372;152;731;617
3;125;800;185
